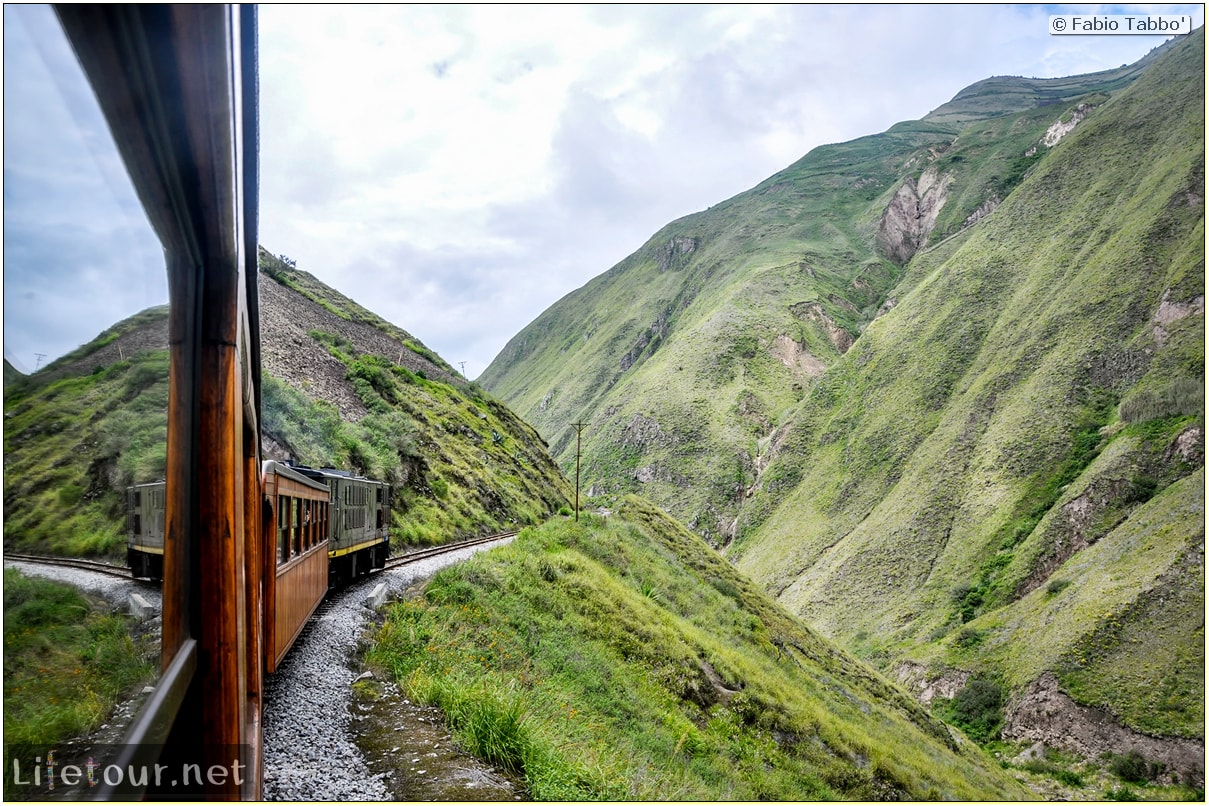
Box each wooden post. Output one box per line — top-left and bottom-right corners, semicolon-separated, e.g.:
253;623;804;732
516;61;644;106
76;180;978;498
572;421;586;521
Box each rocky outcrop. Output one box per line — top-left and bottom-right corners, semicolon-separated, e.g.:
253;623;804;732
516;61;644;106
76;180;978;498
1003;673;1204;786
877;166;951;265
657;236;697;272
1042;103;1093;148
962;196;1000;229
1152;289;1205;347
621;413;664;448
772;335;826;378
893;662;971;706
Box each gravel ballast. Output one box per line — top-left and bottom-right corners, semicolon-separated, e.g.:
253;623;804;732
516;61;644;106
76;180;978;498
6;538;511;801
262;537;513;801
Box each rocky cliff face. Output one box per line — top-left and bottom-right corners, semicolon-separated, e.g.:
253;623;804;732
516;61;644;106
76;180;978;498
877;166;951;264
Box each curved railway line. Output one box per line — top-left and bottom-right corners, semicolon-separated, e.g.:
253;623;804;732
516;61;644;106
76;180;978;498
6;531;518;585
385;531;518;570
5;552;137;580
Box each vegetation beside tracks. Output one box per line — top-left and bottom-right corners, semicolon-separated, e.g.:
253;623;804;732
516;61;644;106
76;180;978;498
364;498;1026;800
2;569;155;799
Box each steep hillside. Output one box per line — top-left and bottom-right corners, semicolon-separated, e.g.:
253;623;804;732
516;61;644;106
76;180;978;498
3;307;171;556
481;29;1203;781
2;253;572;556
479;37;1184;547
731;28;1204;777
367;497;1027;800
256;250;572;544
4;359;28;389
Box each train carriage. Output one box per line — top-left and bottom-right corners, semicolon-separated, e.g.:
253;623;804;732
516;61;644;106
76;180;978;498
54;4;389;797
126;481;166;580
262;461;330;673
56;4;267;796
293;467;391;582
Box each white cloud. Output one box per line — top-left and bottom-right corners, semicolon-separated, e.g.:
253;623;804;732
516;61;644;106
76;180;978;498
5;3;1202;381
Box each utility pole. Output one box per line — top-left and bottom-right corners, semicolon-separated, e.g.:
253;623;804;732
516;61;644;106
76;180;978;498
572;421;587;521
458;361;466;378
34;353;46;371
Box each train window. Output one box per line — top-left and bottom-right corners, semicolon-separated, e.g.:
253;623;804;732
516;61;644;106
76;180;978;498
133;490;142;507
291;497;301;557
277;495;289;564
275;497;283;562
302;499;313;549
5;4;167;364
133;512;142;535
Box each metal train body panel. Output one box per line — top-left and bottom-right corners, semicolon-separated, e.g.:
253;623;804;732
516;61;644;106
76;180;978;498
292;466;391;579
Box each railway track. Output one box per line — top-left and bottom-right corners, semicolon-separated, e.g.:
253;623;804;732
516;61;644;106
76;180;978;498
5;533;517;584
5;552;135;580
385;531;518;570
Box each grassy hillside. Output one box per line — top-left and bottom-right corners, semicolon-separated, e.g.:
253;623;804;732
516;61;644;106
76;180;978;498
732;27;1203;762
3;312;171;556
479;36;1181;547
365;496;1027;800
479;27;1203;776
257;251;573;545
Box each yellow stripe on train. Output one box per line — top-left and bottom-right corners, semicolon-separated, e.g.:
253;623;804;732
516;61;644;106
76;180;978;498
329;538;388;559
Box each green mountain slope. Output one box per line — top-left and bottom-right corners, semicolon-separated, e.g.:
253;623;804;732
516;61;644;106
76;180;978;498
256;250;573;544
4;359;27;389
479;37;1184;547
733;28;1204;767
367;496;1027;800
481;29;1204;778
2;255;572;557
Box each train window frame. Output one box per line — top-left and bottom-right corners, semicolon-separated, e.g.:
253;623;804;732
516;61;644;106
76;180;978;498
291;496;301;557
277;494;289;564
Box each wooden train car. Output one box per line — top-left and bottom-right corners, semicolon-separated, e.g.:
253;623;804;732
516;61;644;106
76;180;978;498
55;5;395;797
127;463;384;671
261;461;331;673
125;481;166;580
56;4;266;797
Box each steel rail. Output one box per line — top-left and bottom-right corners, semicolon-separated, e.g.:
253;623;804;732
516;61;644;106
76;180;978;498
5;552;134;579
384;531;518;570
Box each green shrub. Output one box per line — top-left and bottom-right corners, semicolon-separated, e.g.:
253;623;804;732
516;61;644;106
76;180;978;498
1046;578;1072;596
1109;751;1151;784
1119;378;1203;423
935;677;1003;743
1105;785;1140;800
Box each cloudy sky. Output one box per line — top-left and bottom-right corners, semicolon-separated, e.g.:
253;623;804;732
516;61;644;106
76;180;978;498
4;4;1203;379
